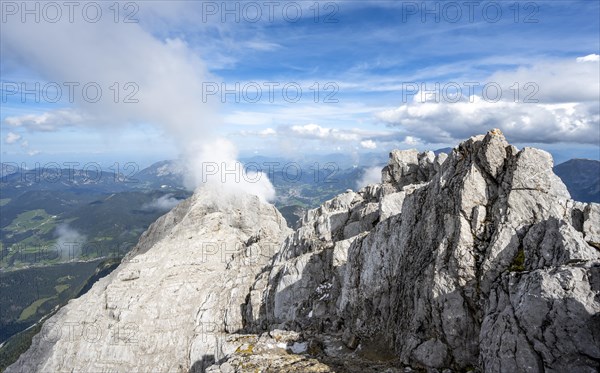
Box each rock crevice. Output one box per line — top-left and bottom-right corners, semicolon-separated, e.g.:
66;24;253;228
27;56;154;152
7;130;599;373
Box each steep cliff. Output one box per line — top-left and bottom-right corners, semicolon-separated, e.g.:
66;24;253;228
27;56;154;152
7;131;600;373
240;130;600;372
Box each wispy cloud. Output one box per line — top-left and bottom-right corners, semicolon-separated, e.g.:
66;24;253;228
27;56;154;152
54;223;86;259
4;131;21;144
142;194;182;211
356;166;382;189
243;40;282;51
5;109;85;131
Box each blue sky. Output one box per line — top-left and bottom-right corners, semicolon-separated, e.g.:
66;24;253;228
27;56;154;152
1;0;599;167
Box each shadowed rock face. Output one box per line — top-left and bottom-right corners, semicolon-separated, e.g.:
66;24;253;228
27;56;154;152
7;131;600;373
343;134;598;372
243;130;600;372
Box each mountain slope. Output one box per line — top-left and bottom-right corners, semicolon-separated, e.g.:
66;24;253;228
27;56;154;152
6;189;290;372
6;131;600;372
554;158;600;203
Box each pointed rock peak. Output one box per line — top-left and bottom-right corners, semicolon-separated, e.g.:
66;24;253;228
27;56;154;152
488;128;504;137
477;129;510;179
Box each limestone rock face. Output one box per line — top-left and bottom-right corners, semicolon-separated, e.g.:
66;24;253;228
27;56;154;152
584;203;600;248
6;190;291;373
243;130;600;372
382;149;445;189
244;148;442;333
336;133;599;371
8;130;600;373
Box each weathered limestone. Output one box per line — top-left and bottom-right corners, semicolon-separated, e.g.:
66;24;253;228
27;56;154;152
6;191;291;373
8;130;599;373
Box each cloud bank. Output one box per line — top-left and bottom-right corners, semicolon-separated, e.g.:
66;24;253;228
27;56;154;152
376;56;600;145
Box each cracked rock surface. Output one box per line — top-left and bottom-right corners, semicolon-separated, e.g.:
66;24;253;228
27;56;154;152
242;130;600;372
7;130;600;373
6;190;291;373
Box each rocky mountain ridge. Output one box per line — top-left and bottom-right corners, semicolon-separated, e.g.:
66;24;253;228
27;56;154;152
6;130;600;372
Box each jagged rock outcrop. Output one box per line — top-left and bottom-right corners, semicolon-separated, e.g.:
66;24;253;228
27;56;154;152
335;132;599;371
238;130;600;372
7;130;599;373
6;190;291;373
243;149;448;334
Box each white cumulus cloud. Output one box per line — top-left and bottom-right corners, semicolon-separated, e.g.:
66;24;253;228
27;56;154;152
5;132;21;144
360;140;377;149
376;56;600;145
576;54;600;63
290;123;360;141
3;3;277;201
259;128;276;136
284;124;390;143
377;100;599;144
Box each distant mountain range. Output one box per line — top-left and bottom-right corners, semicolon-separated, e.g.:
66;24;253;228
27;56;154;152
6;131;599;373
3;155;599;204
553;159;600;203
126;155;600;226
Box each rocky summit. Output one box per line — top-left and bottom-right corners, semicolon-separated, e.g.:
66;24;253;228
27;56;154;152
7;131;600;373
